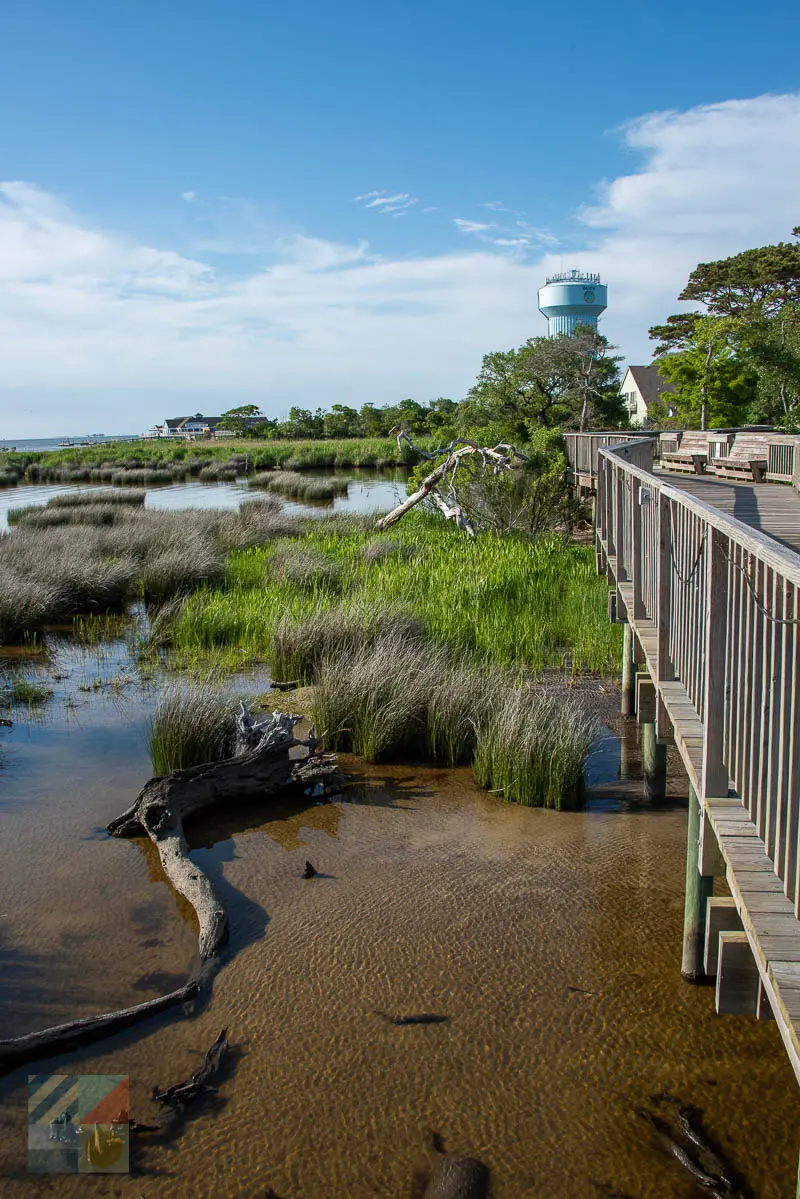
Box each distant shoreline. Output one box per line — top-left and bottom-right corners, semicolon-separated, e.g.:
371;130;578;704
0;435;140;452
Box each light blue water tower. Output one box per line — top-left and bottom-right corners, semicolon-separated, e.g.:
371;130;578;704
538;269;607;336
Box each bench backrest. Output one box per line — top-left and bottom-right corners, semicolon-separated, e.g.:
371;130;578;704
675;432;708;453
728;434;770;462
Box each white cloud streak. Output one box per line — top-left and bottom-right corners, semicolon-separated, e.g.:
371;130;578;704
2;93;800;435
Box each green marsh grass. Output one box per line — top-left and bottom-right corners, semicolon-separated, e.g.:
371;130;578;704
472;686;600;809
249;470;350;500
309;631;599;803
0;679;54;706
148;684;246;775
170;514;621;674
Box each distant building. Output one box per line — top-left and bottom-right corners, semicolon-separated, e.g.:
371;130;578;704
151;414;223;438
619;364;676;425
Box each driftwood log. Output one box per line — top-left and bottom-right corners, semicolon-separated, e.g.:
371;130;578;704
0;708;341;1075
108;707;339;959
375;431;527;536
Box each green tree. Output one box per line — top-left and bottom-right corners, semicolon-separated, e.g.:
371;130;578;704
281;407;325;438
217;404;263;437
461;327;624;439
654;228;800;425
649;313;756;429
322;404;362;438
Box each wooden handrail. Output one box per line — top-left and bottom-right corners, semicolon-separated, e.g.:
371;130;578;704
595;435;800;914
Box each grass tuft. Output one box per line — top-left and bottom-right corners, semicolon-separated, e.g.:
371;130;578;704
148;684;246;775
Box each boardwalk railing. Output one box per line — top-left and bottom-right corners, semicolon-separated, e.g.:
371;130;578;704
562;431;655;484
596;436;800;913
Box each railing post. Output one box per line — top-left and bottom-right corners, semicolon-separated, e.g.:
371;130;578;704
631;477;646;620
606;461;615;557
621;622;635;717
702;527;728;800
657;492;674;684
615;468;627;581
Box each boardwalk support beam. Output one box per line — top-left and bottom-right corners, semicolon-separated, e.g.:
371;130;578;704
642;723;667;802
682;783;714;982
621;622;635;717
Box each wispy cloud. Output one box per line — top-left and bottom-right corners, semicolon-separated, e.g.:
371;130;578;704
453;218;491;234
481;201;508;212
181;191;196;202
354;191;418;215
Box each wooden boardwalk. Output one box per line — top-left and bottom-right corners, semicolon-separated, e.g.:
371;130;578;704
589;436;800;1181
659;468;800;556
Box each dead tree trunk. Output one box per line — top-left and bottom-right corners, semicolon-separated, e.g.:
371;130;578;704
375;431;526;535
0;708;340;1075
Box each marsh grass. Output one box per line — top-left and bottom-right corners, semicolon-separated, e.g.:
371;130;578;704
148;684;246;775
48;490;146;507
172;515;621;674
472;686;600;809
0;679;54;706
0;499;307;644
309;631;599;803
249;470;349;500
269;605;424;683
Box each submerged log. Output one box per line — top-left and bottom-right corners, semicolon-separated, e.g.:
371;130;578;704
423;1153;490;1199
152;1027;228;1106
0;708;341;1076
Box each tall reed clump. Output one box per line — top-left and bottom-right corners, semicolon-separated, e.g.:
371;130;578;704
310;630;440;761
309;630;600;804
269;606;424;684
148;684;246;775
472;686;600;809
249;470;349;500
47;489;146;507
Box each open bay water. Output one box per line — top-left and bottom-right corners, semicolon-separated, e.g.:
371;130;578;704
0;634;798;1196
0;436;139;452
0;472;408;529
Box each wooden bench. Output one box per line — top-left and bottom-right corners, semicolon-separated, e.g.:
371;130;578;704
708;434;768;483
661;432;709;475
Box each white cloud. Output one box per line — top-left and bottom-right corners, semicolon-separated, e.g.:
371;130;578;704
481;201;508;211
453;218;492;234
355;191;417;215
181;191;196;202
2;92;800;434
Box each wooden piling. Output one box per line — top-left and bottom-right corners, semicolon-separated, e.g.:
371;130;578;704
621;622;635;717
642;722;666;802
682;783;714;982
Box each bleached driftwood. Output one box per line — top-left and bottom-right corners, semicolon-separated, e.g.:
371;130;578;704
0;708;341;1075
108;707;339;959
375;431;527;535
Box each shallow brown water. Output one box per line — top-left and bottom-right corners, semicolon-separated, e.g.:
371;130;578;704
0;647;798;1197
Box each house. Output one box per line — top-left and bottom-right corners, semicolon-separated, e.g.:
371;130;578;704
619;364;676;426
152;414;225;439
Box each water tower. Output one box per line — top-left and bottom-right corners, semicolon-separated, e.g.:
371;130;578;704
538;269;607;336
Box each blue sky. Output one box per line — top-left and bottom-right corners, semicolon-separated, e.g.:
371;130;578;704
1;0;799;435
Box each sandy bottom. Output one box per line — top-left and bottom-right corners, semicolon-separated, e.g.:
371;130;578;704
0;648;798;1198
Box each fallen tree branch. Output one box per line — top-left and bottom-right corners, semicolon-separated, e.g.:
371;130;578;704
0;977;201;1075
375;430;527;534
0;708;341;1076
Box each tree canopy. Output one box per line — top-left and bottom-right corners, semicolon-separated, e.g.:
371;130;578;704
649;225;800;428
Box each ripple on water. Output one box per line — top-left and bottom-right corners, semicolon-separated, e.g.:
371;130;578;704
0;692;797;1197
